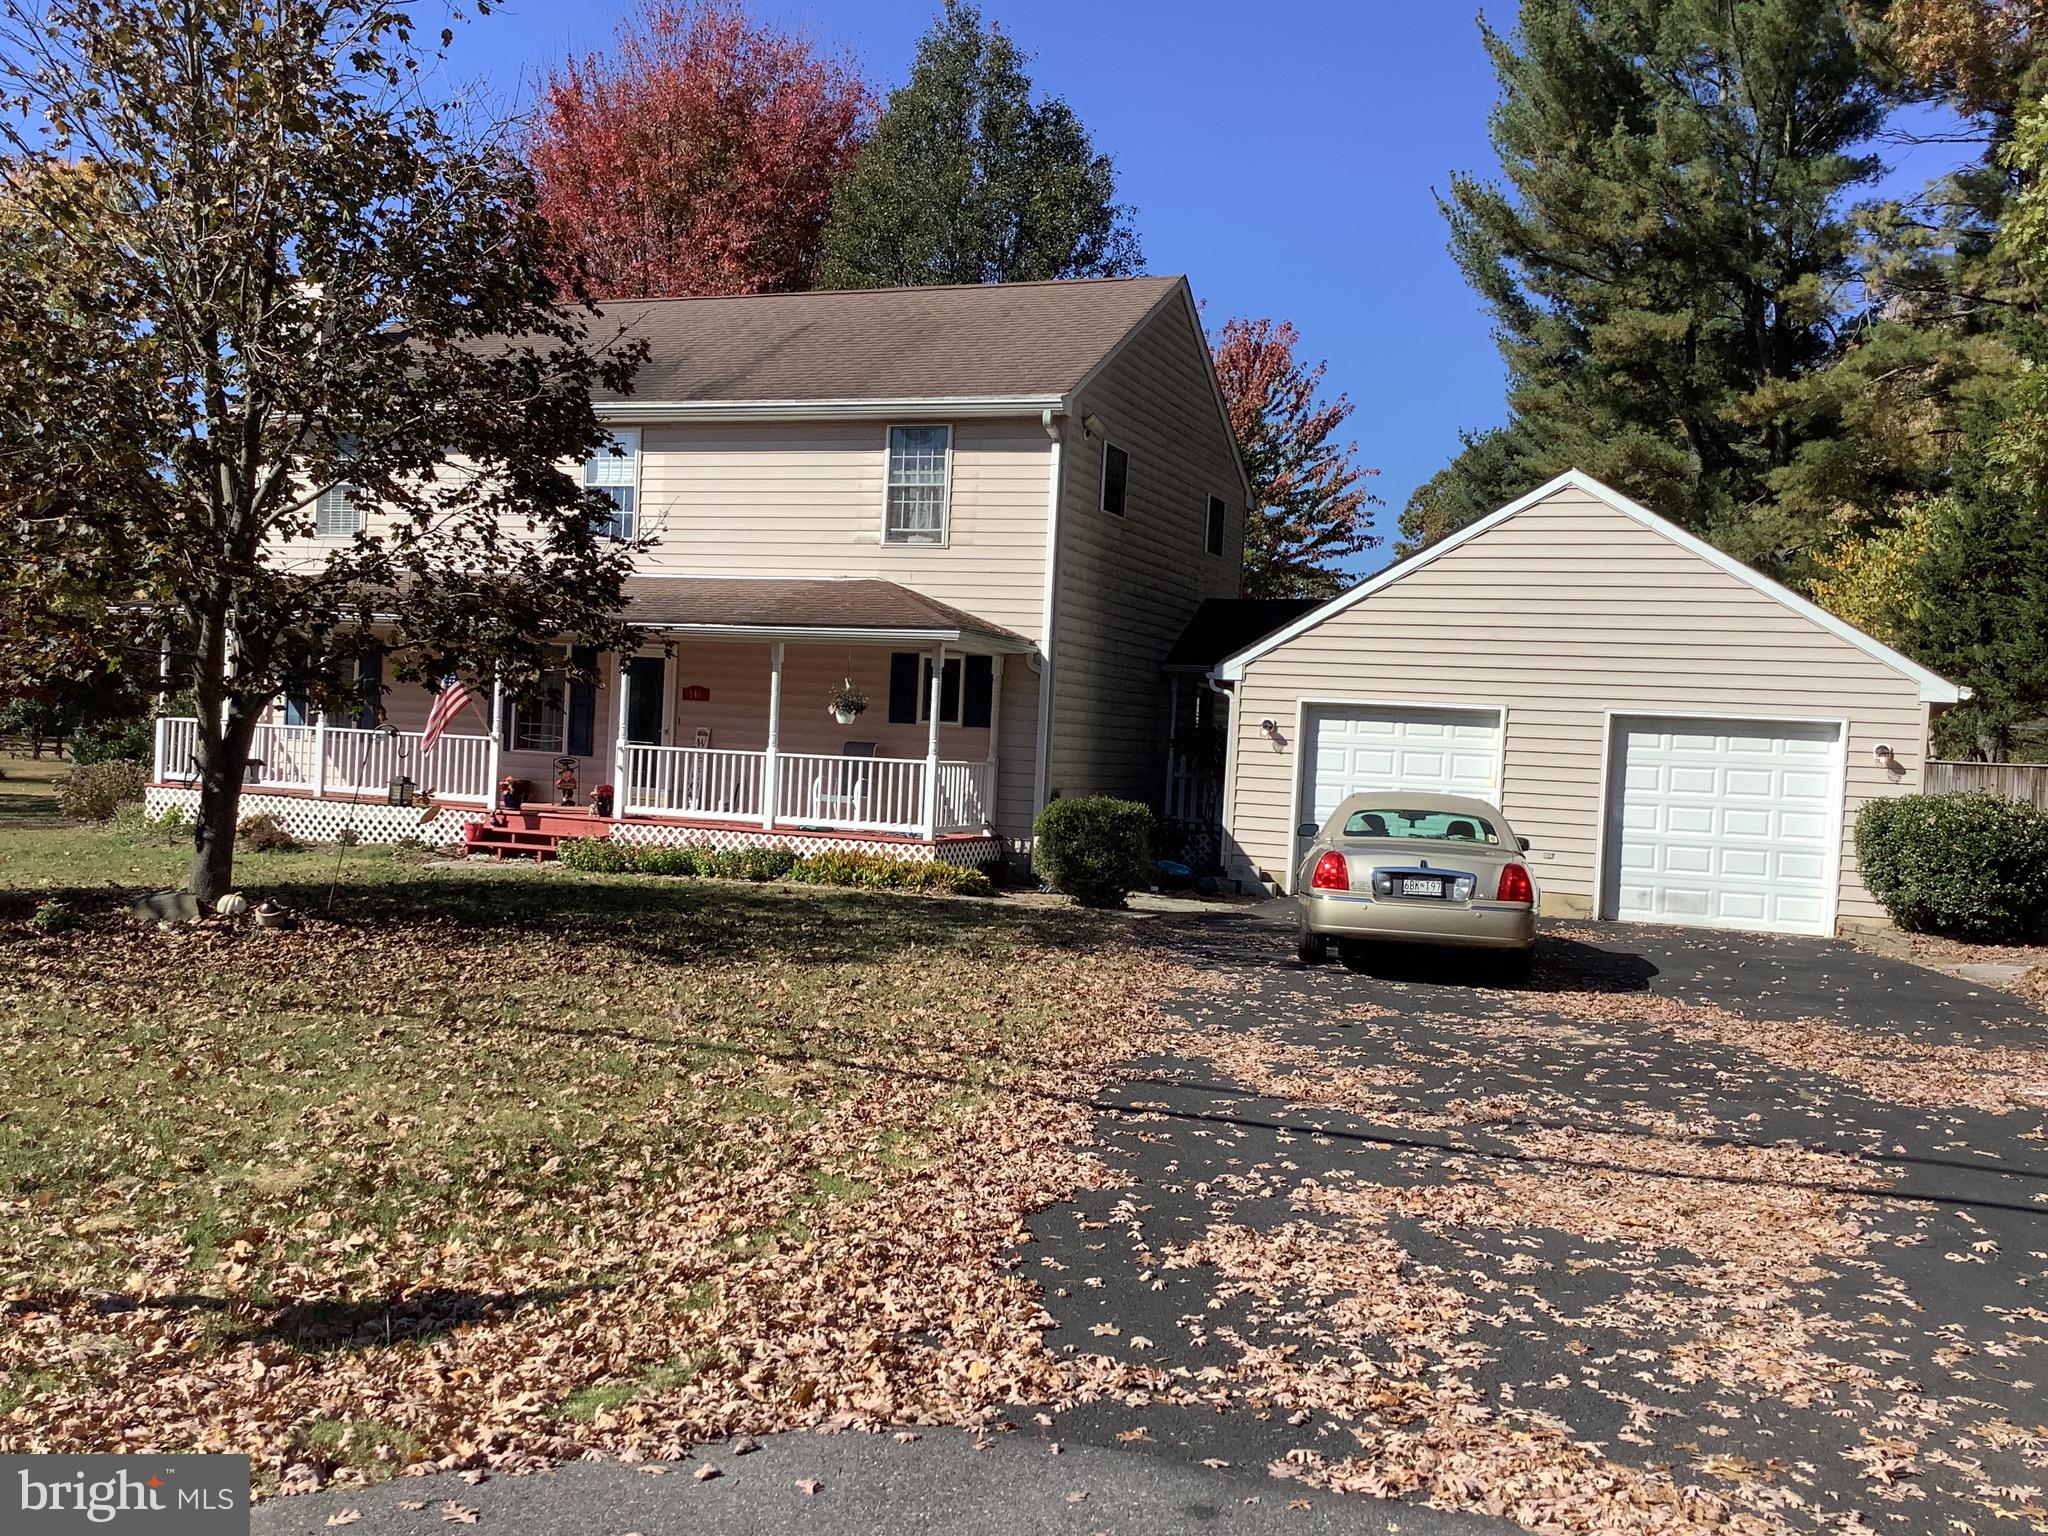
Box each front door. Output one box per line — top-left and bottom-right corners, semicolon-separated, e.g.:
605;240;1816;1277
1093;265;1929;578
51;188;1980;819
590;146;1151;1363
625;655;666;745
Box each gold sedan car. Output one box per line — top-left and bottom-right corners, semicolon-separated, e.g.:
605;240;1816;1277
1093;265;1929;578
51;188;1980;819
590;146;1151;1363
1295;792;1537;980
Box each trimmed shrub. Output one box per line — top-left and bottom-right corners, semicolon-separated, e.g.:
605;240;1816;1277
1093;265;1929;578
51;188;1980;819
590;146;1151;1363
59;759;148;822
738;845;799;882
1034;796;1151;908
634;845;702;877
782;849;992;896
555;835;634;874
1855;791;2048;943
236;812;301;853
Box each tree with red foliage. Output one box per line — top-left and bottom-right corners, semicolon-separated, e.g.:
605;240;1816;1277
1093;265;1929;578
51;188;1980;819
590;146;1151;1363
530;1;871;299
1211;317;1381;598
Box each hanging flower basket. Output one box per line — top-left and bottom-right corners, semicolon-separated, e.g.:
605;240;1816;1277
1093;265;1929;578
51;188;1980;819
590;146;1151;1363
829;677;869;726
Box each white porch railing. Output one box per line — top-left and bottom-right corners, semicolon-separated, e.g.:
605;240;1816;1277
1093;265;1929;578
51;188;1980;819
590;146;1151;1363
622;744;765;822
152;718;494;805
619;743;993;837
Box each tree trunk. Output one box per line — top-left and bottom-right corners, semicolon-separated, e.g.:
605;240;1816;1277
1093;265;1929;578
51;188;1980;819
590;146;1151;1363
188;709;258;905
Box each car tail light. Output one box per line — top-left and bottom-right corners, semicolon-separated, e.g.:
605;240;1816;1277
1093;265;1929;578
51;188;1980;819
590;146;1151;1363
1497;862;1534;904
1310;851;1349;891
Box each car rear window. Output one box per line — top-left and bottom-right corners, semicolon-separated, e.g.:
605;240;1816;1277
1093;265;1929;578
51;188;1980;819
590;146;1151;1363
1342;809;1499;844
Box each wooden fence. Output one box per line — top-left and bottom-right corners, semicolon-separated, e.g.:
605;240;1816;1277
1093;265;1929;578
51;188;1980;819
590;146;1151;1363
1925;760;2048;809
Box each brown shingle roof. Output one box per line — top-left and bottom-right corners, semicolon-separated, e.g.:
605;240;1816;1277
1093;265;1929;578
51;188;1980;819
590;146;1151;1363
623;577;1031;648
593;276;1183;403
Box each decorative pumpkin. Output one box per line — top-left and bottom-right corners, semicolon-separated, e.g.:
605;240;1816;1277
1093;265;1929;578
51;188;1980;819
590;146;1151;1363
215;892;248;918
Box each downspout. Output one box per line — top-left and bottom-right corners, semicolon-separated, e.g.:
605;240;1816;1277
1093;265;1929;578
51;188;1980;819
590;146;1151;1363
1030;408;1064;834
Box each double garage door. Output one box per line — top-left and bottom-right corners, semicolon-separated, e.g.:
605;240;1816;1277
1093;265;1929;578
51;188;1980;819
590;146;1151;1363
1297;704;1843;935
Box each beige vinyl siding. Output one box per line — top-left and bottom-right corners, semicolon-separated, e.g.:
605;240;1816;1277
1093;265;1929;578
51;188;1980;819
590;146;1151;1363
1225;486;1929;926
633;419;1051;641
1046;293;1245;802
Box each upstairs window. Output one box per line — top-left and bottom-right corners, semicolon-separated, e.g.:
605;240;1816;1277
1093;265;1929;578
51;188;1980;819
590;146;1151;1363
1101;443;1129;517
586;428;640;541
1206;494;1226;557
884;424;950;544
315;484;363;539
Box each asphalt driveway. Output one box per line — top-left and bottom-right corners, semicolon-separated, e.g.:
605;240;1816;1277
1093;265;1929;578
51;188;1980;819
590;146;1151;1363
256;909;2048;1536
1025;909;2048;1534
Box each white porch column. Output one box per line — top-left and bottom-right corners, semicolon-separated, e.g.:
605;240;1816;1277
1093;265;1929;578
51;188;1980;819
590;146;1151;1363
487;675;504;809
611;651;631;820
984;654;1003;831
921;642;945;839
312;711;328;799
763;641;784;830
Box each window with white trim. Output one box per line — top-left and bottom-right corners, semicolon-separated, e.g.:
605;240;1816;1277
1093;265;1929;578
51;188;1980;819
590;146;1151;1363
1101;443;1129;517
884;424;950;544
512;671;567;753
315;484;364;539
585;428;640;541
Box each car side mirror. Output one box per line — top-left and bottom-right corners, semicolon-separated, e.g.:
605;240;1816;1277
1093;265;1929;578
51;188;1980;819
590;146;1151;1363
1298;823;1318;838
1519;837;1531;851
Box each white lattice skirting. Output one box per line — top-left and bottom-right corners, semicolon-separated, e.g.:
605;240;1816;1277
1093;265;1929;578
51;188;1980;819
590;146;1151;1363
611;820;1006;868
145;786;487;846
145;785;1006;867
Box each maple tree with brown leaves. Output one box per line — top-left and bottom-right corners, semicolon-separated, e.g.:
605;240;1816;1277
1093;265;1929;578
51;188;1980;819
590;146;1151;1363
530;1;873;299
1210;316;1381;599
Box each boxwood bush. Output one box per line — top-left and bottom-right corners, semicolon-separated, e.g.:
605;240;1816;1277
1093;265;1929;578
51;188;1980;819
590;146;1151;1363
1033;795;1151;908
1855;791;2048;942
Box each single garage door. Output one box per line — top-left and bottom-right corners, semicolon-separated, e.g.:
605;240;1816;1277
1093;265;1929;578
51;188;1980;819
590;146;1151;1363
1297;703;1502;870
1604;716;1842;935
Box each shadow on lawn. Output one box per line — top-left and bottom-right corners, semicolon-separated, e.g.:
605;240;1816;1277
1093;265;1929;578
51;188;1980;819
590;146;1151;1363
9;1283;603;1352
2;859;1139;967
497;1012;2048;1220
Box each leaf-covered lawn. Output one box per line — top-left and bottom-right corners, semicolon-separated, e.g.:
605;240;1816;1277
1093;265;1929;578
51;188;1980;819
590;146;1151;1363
0;774;1188;1491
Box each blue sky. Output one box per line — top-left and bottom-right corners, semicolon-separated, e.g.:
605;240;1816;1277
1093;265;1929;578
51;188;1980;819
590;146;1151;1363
450;1;1972;575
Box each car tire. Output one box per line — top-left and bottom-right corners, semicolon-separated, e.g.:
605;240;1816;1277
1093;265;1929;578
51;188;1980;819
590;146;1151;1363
1494;948;1533;986
1297;927;1328;966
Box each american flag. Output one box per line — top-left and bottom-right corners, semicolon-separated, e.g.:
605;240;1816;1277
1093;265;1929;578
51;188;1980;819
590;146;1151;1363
421;675;481;751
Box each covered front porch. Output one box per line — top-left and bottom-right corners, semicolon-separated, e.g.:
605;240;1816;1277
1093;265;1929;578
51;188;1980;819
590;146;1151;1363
149;577;1037;855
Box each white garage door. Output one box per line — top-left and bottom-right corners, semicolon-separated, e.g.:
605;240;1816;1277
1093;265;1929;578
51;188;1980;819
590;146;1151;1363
1297;703;1502;868
1604;717;1841;935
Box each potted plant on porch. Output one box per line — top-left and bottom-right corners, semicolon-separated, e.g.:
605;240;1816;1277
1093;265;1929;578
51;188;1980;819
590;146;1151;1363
589;782;615;818
497;776;529;811
828;677;869;726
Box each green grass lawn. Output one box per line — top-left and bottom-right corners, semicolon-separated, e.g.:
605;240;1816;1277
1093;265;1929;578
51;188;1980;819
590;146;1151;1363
0;758;1183;1488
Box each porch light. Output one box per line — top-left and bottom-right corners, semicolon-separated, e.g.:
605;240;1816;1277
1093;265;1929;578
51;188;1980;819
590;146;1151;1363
387;775;417;807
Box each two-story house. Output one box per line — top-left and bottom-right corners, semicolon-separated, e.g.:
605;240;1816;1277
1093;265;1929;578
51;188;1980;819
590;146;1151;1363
146;276;1250;866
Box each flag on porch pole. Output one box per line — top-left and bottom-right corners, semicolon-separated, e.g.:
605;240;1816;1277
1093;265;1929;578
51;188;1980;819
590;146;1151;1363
421;675;482;752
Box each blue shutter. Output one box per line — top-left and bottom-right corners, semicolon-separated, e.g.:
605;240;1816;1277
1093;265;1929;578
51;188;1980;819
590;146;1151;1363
887;652;919;724
962;656;993;728
567;645;597;757
355;652;382;729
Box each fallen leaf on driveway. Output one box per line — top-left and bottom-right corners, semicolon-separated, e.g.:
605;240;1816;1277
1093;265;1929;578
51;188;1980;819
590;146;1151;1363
324;1513;360;1528
795;1479;822;1496
439;1502;479;1525
692;1464;721;1483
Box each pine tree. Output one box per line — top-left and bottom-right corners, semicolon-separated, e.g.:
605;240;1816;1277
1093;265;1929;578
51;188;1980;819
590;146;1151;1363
1404;0;1890;574
816;1;1140;288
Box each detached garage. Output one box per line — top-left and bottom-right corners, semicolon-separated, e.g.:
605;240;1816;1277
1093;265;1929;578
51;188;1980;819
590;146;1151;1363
1212;471;1965;936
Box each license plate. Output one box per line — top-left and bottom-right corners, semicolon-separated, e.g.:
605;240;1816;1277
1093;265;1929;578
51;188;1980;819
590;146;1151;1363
1401;877;1445;898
